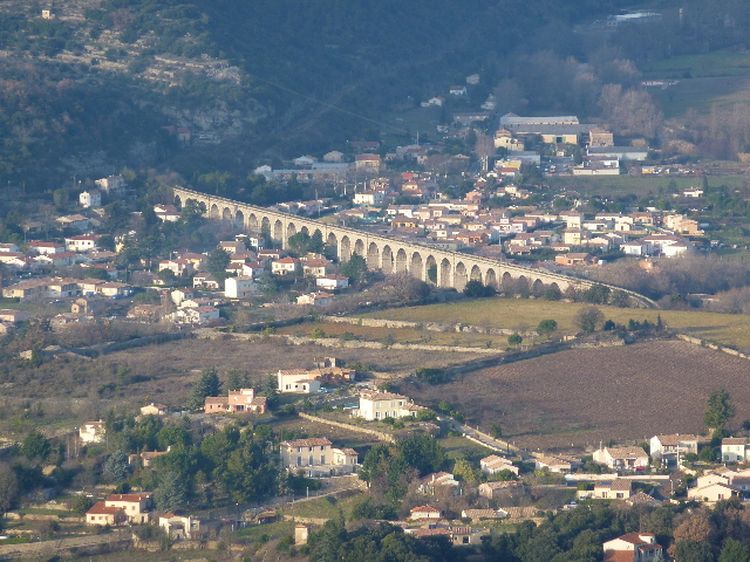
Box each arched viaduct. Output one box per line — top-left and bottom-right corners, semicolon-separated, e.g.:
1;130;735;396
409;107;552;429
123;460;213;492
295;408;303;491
172;186;655;306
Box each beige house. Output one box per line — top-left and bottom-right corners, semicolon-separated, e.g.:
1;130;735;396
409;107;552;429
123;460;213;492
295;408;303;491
353;390;424;421
533;454;577;474
280;437;358;476
140;403;169;417
590;479;632;500
477;480;519;500
480;454;519;476
493;129;525;152
687;481;739;503
592;446;649;471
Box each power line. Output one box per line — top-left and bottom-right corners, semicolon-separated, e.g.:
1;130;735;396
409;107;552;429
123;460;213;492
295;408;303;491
248;73;410;135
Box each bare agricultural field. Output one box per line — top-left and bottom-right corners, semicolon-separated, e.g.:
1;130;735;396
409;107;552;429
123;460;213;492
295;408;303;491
401;340;750;450
364;298;750;351
0;336;479;436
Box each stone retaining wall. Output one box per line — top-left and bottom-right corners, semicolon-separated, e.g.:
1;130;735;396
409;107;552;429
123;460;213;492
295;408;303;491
322;315;537;337
298;412;396;443
676;333;750;360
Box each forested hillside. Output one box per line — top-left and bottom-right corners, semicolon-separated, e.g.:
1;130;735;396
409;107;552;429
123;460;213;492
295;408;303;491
1;0;749;194
0;0;627;193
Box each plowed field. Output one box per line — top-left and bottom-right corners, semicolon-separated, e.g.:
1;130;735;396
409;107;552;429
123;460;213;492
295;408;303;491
403;340;750;449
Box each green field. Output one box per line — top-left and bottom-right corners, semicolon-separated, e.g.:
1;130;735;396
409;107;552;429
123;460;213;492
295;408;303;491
282;492;365;521
437;435;495;462
364;298;750;351
643;49;750;117
643;50;750;80
546;175;745;197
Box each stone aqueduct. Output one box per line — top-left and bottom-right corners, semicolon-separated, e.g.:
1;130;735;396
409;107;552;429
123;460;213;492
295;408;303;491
172;186;654;305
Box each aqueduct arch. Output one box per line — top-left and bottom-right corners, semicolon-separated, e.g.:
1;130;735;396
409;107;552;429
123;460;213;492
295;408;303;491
170;186;654;306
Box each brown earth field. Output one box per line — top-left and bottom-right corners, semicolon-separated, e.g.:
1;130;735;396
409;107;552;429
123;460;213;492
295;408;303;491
400;339;750;451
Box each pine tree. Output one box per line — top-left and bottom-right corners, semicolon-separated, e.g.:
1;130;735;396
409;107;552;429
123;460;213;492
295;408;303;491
189;369;221;409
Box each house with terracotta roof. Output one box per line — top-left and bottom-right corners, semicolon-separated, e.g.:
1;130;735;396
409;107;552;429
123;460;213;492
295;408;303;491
460;508;506;522
85;502;126;526
86;492;153;526
409;505;441;520
602;532;663;562
272;256;300;276
204;388;267;415
280;437;358;476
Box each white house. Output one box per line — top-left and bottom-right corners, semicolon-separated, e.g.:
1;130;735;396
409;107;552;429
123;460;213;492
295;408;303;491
272;257;300;276
409;505;442;521
224;276;254;299
79;420;106;444
65;235;100;252
296;292;334;306
353;390;424;421
277;370;321;394
316;275;349;291
353;191;385;206
722;437;750;463
649;434;699;466
592;446;649;471
154;204;181;222
79;190;102;208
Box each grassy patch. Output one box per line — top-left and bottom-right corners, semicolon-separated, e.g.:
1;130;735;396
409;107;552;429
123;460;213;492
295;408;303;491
546;175;744;198
282;492;365;521
236;520;295;544
437;435;495;461
365;298;750;351
643;50;750;80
